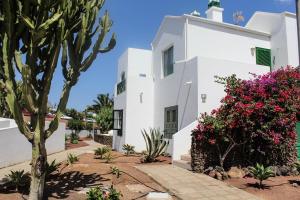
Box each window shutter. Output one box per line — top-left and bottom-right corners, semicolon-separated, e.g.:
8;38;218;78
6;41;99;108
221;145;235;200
256;47;271;67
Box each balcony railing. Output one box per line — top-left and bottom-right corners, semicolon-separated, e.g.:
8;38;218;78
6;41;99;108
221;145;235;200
117;80;126;95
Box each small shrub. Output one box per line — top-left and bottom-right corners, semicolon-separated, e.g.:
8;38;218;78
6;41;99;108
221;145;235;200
46;160;61;177
70;132;80;141
249;163;274;189
107;185;122;200
5;170;30;192
86;187;104;200
141;128;169;163
71;139;79;144
94;146;110;159
122;144;135;156
110;166;122;178
67;153;79;165
293;161;300;173
104;152;113;163
86;185;122;200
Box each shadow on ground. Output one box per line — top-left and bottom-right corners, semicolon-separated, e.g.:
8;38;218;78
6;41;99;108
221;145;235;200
45;171;109;199
0;171;109;200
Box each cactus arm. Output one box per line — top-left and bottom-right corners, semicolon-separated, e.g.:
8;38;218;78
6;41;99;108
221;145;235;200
39;42;61;115
2;35;32;141
45;82;72;139
61;40;69;80
80;12;115;72
14;51;39;113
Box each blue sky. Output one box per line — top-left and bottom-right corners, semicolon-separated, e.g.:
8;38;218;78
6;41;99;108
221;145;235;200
49;0;296;111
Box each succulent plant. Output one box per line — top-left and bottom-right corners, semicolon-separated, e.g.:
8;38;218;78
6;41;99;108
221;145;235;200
141;129;169;163
249;163;274;189
94;146;111;159
0;1;115;198
122;144;135;156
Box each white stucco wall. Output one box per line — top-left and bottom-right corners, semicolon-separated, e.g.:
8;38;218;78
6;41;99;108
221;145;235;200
197;56;271;114
0;119;65;168
187;18;271;65
113;48;153;152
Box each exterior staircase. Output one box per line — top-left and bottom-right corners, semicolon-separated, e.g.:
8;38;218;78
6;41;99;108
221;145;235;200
173;154;192;170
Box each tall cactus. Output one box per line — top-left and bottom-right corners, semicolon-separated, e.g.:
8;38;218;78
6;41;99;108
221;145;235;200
0;1;115;199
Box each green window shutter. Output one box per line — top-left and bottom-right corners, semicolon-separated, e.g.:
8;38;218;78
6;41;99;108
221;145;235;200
296;122;300;160
256;47;271;67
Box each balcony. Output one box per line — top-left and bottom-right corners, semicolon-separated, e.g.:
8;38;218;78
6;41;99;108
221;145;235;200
117;80;126;95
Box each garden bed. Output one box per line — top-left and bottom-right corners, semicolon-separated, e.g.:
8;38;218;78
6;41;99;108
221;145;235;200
65;139;89;150
0;151;173;200
225;176;300;200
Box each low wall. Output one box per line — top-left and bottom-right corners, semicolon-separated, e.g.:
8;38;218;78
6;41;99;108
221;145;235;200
0;119;66;168
65;129;96;138
94;134;113;147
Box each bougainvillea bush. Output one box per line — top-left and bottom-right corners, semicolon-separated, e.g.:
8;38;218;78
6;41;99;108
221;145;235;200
192;67;300;169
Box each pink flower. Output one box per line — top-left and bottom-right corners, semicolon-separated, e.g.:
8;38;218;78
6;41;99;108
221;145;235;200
274;105;284;112
209;139;216;145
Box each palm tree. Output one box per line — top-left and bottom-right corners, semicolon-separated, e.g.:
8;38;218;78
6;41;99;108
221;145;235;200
296;0;300;67
88;93;113;113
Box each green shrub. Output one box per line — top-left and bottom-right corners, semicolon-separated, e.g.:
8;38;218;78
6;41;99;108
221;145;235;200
86;185;121;200
249;163;274;189
94;146;110;159
141;129;169;163
293;161;300;173
87;187;103;200
46;160;61;177
67;154;79;165
68;119;84;134
104;152;114;163
71;139;79;144
110;166;122;178
122;144;135;156
5;170;30;192
95;106;113;134
70;132;80;141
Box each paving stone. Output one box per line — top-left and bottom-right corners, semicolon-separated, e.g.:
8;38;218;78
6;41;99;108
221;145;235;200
136;165;262;200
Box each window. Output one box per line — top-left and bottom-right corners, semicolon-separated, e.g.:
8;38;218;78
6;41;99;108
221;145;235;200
117;72;126;95
113;110;123;136
164;106;178;139
121;72;125;81
256;47;271;67
163;46;174;77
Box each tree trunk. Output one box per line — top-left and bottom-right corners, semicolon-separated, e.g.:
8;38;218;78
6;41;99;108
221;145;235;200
29;121;47;200
296;0;300;67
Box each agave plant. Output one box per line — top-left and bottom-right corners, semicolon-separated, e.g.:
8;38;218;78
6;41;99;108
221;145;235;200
45;160;62;178
122;144;135;156
67;154;79;165
5;170;30;192
141;129;169;163
104;152;114;163
249;163;274;189
94;146;111;159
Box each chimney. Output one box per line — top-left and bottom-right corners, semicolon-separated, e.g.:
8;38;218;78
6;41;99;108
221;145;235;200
206;0;224;22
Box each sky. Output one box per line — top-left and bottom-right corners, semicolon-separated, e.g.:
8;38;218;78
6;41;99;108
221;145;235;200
49;0;296;111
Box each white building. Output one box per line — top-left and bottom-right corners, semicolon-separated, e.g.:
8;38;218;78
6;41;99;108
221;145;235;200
112;0;299;166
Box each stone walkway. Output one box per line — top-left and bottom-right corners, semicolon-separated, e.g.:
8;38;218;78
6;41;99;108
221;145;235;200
136;165;262;200
0;140;103;180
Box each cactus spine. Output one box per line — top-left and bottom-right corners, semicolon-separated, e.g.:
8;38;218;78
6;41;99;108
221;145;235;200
0;1;115;199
